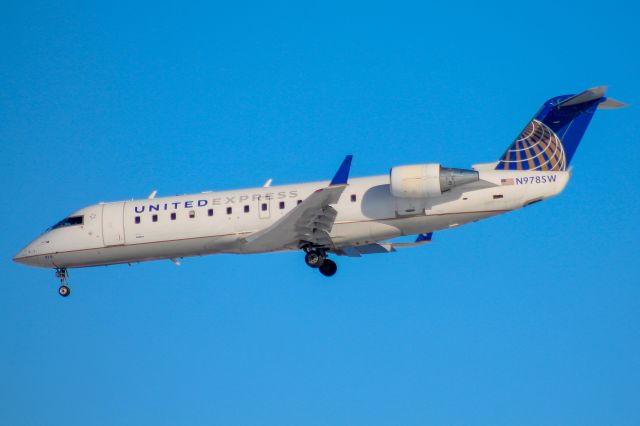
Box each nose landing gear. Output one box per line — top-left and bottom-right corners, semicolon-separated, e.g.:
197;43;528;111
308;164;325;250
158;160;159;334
55;268;71;297
303;247;338;277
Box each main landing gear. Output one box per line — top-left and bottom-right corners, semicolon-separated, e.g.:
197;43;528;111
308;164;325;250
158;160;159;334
55;268;71;297
303;248;338;277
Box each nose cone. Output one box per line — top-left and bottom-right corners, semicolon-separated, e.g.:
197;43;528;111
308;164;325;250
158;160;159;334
13;244;36;266
13;249;27;264
13;235;51;268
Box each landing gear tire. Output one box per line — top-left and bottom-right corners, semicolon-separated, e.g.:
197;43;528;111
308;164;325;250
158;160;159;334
305;251;325;268
58;285;71;297
319;259;337;277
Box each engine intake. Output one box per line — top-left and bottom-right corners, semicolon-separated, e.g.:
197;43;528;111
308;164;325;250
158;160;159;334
390;164;479;198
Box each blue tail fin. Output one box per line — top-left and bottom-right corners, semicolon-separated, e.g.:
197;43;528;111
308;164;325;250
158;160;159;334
495;86;625;171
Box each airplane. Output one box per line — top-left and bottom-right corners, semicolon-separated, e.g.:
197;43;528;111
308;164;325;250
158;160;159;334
13;86;625;297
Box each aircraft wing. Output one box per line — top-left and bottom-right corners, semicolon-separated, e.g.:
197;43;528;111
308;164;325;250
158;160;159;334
335;232;433;257
242;156;353;252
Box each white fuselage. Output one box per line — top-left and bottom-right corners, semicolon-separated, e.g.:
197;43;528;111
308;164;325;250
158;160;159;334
13;169;570;269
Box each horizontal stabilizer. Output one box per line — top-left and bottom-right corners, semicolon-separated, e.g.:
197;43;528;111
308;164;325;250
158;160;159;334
556;86;627;110
598;98;628;109
558;86;607;107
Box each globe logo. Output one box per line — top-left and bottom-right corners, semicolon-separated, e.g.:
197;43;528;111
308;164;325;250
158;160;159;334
497;119;566;171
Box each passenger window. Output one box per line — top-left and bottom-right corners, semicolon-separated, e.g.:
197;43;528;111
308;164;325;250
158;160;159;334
135;216;141;224
493;194;504;199
170;212;176;220
297;200;302;205
279;201;285;209
189;210;195;218
351;194;357;202
244;205;250;213
227;207;232;215
152;214;158;222
261;203;267;211
208;209;214;217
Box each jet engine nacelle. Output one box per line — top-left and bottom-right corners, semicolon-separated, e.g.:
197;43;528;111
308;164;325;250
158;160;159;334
390;164;479;198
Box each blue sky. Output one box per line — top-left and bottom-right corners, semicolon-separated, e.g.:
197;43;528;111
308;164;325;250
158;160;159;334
2;1;639;425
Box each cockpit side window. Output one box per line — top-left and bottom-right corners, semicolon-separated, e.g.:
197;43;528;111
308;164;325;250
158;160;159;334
50;215;84;230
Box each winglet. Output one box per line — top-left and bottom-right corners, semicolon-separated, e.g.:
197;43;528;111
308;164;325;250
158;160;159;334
416;232;433;242
330;155;353;186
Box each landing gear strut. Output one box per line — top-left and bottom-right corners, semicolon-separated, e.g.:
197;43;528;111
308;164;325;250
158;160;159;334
303;247;337;277
55;268;70;297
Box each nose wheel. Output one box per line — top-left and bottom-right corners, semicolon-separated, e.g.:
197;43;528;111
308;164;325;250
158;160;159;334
303;248;338;277
55;268;71;297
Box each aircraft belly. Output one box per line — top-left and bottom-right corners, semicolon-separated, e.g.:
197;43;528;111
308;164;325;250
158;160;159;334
372;210;505;237
330;221;401;247
368;221;403;242
423;210;502;230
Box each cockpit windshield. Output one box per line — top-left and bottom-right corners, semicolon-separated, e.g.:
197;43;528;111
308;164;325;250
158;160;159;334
48;216;84;231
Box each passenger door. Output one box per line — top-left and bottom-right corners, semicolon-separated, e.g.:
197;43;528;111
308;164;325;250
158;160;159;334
102;202;125;245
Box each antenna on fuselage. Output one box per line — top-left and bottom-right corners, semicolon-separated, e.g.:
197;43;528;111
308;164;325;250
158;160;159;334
263;179;272;188
148;190;157;199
